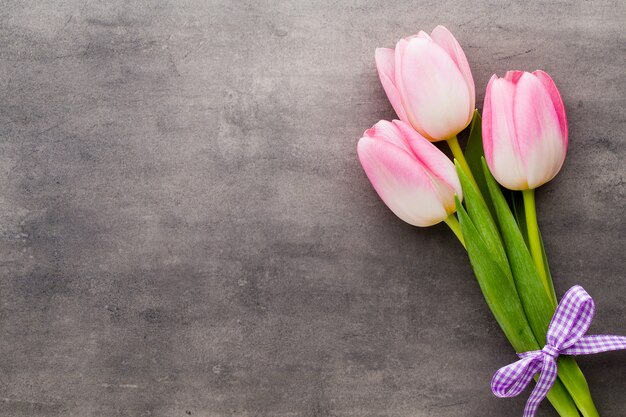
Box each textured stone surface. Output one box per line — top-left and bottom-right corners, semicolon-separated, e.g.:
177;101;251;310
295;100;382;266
0;1;624;416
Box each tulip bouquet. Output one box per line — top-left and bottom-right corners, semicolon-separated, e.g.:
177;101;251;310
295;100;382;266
357;26;626;417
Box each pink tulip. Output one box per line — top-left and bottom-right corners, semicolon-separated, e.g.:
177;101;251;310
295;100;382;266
357;120;462;227
483;70;568;190
375;26;475;142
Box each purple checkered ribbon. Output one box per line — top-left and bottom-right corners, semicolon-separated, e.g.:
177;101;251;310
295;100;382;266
491;285;626;417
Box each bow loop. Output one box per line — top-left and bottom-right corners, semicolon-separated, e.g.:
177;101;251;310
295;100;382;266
491;355;543;398
546;285;595;351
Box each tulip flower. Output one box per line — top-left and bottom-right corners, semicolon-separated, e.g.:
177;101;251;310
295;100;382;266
375;26;479;192
482;70;568;311
375;25;475;143
357;119;464;242
482;70;568;191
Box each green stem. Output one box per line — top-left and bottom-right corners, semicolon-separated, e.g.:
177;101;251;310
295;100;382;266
446;135;480;191
444;214;466;249
522;188;557;308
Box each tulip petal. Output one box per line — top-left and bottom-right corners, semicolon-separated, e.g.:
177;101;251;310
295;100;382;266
399;38;472;141
357;135;451;226
485;76;528;190
430;25;475;119
375;48;409;123
482;75;496;163
416;30;432;41
513;73;566;188
533;70;568;145
394;120;463;201
504;70;524;84
393;38;417;128
364;120;412;155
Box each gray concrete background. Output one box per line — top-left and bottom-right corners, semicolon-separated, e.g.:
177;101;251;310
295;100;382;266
0;1;624;416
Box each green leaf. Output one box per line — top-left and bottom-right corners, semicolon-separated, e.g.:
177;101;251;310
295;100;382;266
481;158;554;345
539;233;557;304
455;197;538;352
455;161;510;279
509;191;529;246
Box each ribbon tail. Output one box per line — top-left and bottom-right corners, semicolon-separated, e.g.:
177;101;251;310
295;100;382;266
523;358;558;417
562;334;626;355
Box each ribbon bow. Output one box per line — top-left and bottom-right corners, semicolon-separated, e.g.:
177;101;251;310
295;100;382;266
491;285;626;417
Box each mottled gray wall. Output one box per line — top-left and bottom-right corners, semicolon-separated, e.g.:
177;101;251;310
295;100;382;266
0;1;624;416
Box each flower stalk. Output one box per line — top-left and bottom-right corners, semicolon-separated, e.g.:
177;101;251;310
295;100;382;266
446;135;480;192
522;188;557;307
444;214;465;248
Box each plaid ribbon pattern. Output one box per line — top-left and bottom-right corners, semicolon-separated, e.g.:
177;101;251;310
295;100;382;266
491;285;626;417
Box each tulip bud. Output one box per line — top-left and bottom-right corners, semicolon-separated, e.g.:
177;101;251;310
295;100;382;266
482;70;568;190
375;26;475;142
357;120;463;227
